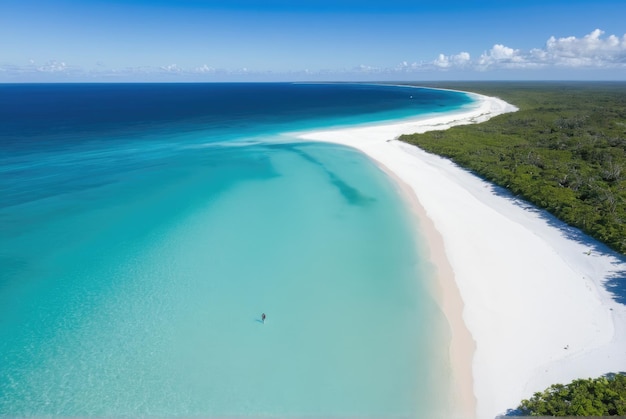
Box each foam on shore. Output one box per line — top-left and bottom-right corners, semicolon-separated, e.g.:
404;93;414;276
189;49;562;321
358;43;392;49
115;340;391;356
297;91;626;419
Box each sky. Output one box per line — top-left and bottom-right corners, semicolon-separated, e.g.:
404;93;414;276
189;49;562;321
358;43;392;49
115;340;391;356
1;0;625;82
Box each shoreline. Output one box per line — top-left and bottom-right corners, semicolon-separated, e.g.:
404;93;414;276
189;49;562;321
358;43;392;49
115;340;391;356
297;91;626;418
373;159;477;419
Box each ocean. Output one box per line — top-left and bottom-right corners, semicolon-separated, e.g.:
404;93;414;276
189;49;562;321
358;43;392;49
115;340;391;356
0;83;473;417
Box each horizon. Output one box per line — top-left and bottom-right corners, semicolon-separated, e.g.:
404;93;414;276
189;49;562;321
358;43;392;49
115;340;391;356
3;80;626;85
2;0;625;82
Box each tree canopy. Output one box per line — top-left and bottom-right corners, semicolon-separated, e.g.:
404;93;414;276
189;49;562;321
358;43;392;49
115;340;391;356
516;374;626;416
401;82;626;255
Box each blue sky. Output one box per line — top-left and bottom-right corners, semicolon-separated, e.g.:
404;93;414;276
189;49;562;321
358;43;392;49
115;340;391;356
1;0;625;81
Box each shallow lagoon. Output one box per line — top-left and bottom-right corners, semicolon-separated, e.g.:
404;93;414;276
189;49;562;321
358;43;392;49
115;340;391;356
0;83;471;416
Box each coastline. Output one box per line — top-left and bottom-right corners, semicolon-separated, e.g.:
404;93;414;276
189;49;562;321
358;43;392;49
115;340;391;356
373;162;477;419
297;91;626;418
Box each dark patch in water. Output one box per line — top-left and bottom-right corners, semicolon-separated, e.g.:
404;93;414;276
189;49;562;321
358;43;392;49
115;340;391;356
270;143;376;207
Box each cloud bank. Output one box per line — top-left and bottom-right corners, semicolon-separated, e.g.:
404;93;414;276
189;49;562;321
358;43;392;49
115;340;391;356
436;29;626;72
348;29;625;78
1;29;625;81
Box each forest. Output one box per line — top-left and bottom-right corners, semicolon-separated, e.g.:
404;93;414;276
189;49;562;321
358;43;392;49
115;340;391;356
402;82;626;255
515;374;626;416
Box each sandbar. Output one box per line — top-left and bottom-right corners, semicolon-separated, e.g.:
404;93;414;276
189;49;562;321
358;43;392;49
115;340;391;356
297;89;626;419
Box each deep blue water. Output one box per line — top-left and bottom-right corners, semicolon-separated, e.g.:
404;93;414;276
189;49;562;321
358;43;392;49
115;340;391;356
0;83;472;417
1;83;469;147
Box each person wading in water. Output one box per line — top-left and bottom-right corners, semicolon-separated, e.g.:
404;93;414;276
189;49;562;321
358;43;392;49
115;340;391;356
261;313;266;324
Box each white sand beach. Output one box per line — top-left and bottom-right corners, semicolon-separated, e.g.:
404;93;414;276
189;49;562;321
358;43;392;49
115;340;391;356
297;91;626;419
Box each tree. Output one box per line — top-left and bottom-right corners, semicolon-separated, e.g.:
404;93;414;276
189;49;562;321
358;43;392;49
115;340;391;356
401;82;626;255
517;374;626;416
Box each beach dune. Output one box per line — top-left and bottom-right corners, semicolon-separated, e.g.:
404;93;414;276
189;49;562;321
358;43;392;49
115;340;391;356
298;91;626;419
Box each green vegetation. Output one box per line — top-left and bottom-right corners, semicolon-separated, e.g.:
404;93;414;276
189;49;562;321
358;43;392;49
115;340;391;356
516;374;626;416
401;82;626;255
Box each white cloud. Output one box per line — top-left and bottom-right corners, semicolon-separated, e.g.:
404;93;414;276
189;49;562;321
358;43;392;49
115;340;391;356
395;61;419;71
160;64;182;73
477;44;530;69
0;60;74;77
353;64;380;73
193;64;216;73
539;29;626;67
484;44;517;60
352;30;625;75
2;29;625;81
434;29;626;72
434;52;471;68
37;60;68;73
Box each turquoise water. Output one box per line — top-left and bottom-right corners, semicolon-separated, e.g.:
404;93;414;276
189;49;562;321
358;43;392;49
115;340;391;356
0;84;465;417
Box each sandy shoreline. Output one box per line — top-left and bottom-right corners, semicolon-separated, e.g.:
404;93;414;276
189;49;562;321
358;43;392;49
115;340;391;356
376;163;477;419
297;90;626;418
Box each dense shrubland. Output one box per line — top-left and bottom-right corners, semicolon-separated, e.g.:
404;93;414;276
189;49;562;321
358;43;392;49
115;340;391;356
401;82;626;255
515;374;626;416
